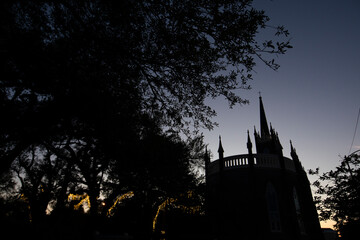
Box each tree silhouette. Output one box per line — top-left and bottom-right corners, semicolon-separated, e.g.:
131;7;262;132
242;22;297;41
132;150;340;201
12;145;59;223
1;0;291;172
0;1;291;238
309;152;360;239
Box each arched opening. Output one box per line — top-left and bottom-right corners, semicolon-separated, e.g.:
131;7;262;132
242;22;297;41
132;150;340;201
266;182;281;232
293;187;306;234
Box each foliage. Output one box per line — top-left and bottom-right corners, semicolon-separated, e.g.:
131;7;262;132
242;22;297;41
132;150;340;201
0;0;290;238
309;152;360;238
1;0;290;170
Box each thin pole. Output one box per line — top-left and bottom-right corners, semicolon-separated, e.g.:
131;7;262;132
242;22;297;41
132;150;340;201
349;108;360;154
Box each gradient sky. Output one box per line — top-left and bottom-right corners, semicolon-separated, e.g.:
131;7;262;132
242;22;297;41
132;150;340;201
202;0;360;228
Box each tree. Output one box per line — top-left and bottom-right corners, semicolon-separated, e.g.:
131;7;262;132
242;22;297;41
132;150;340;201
104;123;205;237
309;151;360;239
0;0;291;172
1;1;291;237
11;144;70;223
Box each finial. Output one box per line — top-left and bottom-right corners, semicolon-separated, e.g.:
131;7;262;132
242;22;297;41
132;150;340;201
247;130;252;143
218;135;224;159
290;140;296;153
247;129;253;153
258;91;262;98
218;135;224;153
204;146;210;164
253;126;258;136
247;130;251;141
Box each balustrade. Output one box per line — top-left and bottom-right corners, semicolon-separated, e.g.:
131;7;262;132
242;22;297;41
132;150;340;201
223;155;249;168
207;154;297;175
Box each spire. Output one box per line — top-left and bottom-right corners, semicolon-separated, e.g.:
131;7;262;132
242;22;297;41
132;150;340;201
259;95;270;138
247;130;253;154
255;96;283;155
290;140;295;152
290;140;297;158
204;147;210;179
218;136;224;159
204;147;210;165
290;140;303;173
247;130;252;148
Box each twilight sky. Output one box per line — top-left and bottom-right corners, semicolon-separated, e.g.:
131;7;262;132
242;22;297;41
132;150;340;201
202;0;360;227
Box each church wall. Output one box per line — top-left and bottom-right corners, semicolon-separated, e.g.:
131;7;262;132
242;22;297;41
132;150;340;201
205;97;323;240
207;163;322;240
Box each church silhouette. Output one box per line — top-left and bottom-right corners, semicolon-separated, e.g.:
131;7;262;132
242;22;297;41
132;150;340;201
205;96;324;240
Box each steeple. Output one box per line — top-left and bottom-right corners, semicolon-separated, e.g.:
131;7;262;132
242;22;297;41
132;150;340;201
259;95;270;138
254;96;283;155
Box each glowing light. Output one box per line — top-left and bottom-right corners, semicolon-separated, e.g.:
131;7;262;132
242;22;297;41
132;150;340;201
68;193;87;201
153;198;176;231
74;196;90;210
68;193;90;210
20;194;32;222
152;191;202;232
106;191;134;217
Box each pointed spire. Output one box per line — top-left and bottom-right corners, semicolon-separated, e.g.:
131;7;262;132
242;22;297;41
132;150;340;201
259;96;270;138
204;147;210;164
275;132;283;152
290;140;303;172
247;130;253;153
290;140;298;158
247;130;251;142
218;135;224;159
290;140;297;154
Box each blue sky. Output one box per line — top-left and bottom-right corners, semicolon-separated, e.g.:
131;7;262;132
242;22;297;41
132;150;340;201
202;0;360;228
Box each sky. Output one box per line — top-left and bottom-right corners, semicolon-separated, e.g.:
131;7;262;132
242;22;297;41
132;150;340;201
202;0;360;229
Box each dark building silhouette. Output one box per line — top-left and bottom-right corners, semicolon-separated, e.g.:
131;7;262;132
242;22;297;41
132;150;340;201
205;96;324;240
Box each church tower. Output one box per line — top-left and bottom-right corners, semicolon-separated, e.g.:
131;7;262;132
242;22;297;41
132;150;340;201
254;96;283;156
205;96;324;240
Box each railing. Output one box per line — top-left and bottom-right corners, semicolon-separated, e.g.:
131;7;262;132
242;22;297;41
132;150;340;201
254;154;281;169
224;155;249;168
207;154;296;175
